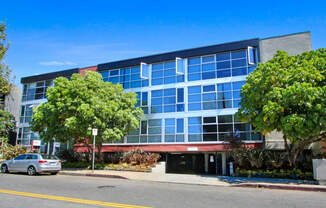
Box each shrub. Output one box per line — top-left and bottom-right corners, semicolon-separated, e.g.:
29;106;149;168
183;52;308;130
0;144;29;160
121;148;160;166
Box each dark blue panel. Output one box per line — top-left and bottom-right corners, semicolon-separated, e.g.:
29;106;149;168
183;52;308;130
164;68;176;76
232;59;247;68
202;71;216;80
152;70;164;78
188;86;201;94
188;73;201;81
202;63;215;72
188;94;201;102
217;83;231;91
216;61;231;69
188;65;201;73
164;88;176;96
100;71;109;78
203;85;215;92
177;75;184;82
152;90;163;97
231;50;246;59
216;70;231;78
152;63;164;71
164;105;175;113
216;52;230;61
202;55;215;63
232;81;246;90
188;103;201;111
165;61;175;69
142;80;149;87
177;88;184;102
152;98;163;105
151;106;162;113
152;78;163;86
131;81;141;88
177;104;184;112
164;76;176;84
164;96;176;104
232;67;247;76
188;57;201;65
110;70;119;76
165;118;175;125
177;118;184;133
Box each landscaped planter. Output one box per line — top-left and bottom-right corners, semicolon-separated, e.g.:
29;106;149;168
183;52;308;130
313;159;326;185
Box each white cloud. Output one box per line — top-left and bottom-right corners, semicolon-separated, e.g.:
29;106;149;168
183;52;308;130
39;61;78;67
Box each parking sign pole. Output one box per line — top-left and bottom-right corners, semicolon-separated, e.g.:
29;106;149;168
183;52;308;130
92;129;97;173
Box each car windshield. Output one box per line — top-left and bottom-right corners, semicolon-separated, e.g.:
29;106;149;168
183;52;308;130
41;155;59;160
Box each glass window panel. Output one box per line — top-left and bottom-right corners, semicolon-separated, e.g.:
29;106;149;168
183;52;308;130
101;71;109;78
120;75;131;82
142;107;148;114
131;67;140;74
204;117;216;123
164;68;176;76
127;136;139;143
217;83;231;91
142;92;148;105
249;66;256;73
188;94;201;102
165;61;175;69
177;103;184;112
203;93;216;101
109;77;119;84
152;90;163;97
141;63;149;78
164;96;176;104
188;117;202;125
202;63;215;72
251;133;262;141
165;126;175;134
202;55;215;63
188;103;201;111
148;127;161;134
233;99;241;108
140;136;148;143
177;88;184;102
188;73;201;81
164;76;176;84
188;86;201;94
203;85;215;92
216;52;230;61
248;47;256;64
148;119;162;127
165;118;175;126
103;77;108;82
131;81;141;88
218;115;233;123
131;74;141;81
234;123;251;132
141;121;147;134
36;81;44;87
177;119;184;133
176;134;184;142
129;129;139;135
123;82;130;89
142;80;149;87
188;57;201;65
152;98;163;105
151;106;162;113
203;101;217;110
232;59;247;68
216;61;231;70
216;70;231;78
189;125;202;134
110;70;119;76
152;78;163;86
188;134;202;142
152;71;163;78
202;71;216;80
232;67;247;76
233;81;246;90
165;135;175;142
217;100;232;109
152;63;164;71
203;124;217;133
203;134;218;142
177;75;184;83
218;124;233;132
164;88;176;96
164;105;175;112
176;58;184;74
217;92;232;100
231;50;246;59
148;135;161;143
188;65;201;73
233;91;241;99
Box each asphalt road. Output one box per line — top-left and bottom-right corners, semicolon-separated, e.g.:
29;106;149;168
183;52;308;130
0;173;325;208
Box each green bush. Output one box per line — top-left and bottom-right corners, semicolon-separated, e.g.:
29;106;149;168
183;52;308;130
0;144;29;160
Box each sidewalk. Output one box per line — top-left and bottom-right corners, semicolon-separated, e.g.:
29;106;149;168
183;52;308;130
59;169;326;192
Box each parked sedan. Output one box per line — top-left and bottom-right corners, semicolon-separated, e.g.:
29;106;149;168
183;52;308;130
1;153;61;176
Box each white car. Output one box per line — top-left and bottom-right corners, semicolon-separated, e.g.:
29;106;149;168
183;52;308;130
1;153;62;176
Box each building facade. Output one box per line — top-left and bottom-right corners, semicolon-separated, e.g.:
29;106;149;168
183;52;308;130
18;32;312;174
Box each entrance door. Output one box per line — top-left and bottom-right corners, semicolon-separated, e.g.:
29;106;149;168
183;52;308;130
216;153;222;175
208;154;216;174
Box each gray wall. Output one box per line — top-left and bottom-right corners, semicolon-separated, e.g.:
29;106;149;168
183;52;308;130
4;85;22;126
259;32;312;149
259;32;312;63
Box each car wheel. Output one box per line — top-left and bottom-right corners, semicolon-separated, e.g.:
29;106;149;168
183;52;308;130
27;166;37;176
50;171;58;175
1;164;9;173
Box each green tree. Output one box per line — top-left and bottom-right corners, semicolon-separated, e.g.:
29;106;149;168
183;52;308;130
0;22;12;96
237;49;326;168
31;71;143;161
0;109;15;147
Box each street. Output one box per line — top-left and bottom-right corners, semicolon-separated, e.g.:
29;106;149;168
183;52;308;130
0;173;325;208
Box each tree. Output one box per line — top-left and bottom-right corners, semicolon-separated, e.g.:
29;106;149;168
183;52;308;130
0;22;12;96
237;49;326;168
0;109;15;147
31;71;143;161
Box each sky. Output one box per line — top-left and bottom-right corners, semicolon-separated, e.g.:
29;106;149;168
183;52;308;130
1;0;325;86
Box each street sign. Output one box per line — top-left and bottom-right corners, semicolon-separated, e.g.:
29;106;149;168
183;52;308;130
92;129;98;136
32;140;41;146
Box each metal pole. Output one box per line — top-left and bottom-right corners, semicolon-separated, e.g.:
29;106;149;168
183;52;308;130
92;135;96;172
28;134;31;151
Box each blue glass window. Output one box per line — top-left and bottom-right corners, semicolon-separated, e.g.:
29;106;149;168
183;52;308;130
216;61;231;69
203;85;215;92
202;55;215;63
216;70;231;78
202;63;215;72
231;50;246;59
232;59;247;68
152;71;163;78
188;103;201;111
216;52;230;61
188;73;201;81
188;65;201;73
177;119;184;133
232;67;247;76
177;88;184;102
188;86;201;94
110;70;119;76
188;57;200;65
152;90;163;97
202;71;216;80
152;78;163;86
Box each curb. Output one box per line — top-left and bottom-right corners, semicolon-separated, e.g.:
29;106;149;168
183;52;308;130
59;172;128;180
232;183;326;192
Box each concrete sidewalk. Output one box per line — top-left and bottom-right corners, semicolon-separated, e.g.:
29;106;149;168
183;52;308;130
59;169;326;192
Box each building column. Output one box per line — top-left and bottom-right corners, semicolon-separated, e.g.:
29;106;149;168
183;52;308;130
204;153;209;173
222;152;227;176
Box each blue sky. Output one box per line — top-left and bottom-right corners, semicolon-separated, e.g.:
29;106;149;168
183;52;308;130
1;0;325;85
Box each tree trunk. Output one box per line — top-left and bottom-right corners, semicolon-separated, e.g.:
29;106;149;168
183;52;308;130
96;143;103;163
